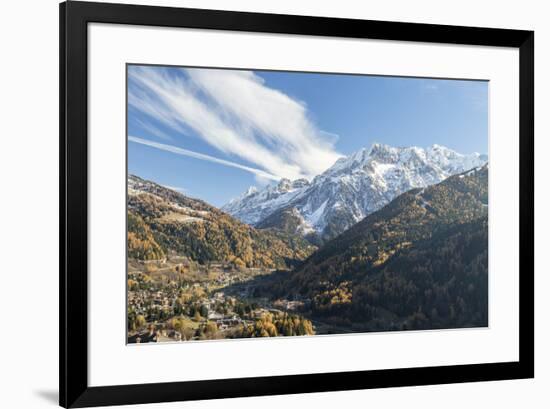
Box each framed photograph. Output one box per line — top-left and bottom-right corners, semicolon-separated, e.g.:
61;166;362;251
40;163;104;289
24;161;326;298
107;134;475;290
60;1;534;407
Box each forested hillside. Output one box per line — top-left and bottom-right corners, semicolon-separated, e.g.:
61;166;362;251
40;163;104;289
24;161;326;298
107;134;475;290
255;165;489;331
127;175;316;269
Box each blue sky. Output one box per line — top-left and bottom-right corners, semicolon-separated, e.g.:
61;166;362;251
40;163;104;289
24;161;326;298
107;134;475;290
128;65;488;207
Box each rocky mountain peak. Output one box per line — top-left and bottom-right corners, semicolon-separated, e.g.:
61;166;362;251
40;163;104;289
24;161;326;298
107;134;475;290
222;143;488;241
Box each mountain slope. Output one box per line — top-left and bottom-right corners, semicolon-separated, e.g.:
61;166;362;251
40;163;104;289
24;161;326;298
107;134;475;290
223;143;487;241
128;175;316;269
222;178;311;227
255;165;489;331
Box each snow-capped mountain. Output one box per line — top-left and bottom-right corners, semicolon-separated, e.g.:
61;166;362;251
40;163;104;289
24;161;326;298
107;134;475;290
222;143;488;240
222;178;311;225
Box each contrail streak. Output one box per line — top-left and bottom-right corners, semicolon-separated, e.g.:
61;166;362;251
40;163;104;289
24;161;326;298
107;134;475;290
128;136;280;181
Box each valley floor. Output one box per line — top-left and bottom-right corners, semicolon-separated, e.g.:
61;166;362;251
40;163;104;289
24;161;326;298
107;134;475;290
127;254;317;343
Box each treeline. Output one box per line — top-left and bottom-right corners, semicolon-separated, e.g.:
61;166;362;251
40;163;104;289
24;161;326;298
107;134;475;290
230;312;315;338
129;311;315;341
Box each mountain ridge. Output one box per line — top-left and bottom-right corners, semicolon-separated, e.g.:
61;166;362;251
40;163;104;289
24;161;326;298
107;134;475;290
127;175;317;269
222;143;487;241
251;164;489;331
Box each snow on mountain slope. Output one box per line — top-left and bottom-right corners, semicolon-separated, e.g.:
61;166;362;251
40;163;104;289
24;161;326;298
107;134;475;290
222;143;488;240
128;174;211;223
222;178;311;225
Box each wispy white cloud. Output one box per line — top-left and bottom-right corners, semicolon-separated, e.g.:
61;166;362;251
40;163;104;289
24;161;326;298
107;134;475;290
132;117;173;141
129;136;280;181
128;66;342;180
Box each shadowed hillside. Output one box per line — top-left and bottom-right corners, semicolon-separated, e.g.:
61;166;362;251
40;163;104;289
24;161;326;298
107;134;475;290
253;165;489;331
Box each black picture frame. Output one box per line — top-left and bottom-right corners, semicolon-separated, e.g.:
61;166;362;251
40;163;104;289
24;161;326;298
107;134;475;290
60;1;534;407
